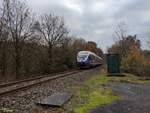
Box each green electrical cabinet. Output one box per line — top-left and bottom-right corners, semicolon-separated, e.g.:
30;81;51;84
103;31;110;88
106;54;120;73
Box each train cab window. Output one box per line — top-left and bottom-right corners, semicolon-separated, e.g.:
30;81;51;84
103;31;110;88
79;55;86;58
88;55;92;60
89;55;95;61
78;54;87;60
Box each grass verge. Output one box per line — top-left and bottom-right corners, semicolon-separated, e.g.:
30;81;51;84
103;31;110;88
65;73;150;113
66;75;120;113
108;73;150;84
0;108;14;113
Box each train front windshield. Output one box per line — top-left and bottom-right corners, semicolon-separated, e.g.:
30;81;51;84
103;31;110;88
78;55;87;60
77;54;88;62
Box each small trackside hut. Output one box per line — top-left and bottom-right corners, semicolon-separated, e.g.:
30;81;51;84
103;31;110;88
106;54;120;74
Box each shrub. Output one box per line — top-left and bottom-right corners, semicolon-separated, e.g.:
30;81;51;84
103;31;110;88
121;48;150;77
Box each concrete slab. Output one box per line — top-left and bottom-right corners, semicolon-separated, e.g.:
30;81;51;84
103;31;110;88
36;93;72;107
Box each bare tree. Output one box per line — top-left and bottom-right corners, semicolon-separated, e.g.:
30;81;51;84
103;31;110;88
113;22;128;56
3;0;34;78
34;14;68;66
114;22;127;40
0;1;9;77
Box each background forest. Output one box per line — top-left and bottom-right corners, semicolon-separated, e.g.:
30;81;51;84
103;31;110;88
0;0;149;83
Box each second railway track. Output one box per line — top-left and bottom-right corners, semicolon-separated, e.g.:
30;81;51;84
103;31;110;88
0;70;80;96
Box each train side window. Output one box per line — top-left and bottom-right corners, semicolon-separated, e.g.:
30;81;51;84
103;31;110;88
89;55;92;60
89;55;95;61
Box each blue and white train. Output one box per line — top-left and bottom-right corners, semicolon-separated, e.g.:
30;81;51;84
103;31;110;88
77;51;103;68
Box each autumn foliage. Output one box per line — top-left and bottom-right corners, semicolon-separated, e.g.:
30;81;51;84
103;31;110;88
108;35;150;76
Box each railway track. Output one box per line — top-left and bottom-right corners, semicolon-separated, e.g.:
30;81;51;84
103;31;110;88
0;70;80;96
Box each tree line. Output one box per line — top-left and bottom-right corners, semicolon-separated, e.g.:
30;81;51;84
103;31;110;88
0;0;103;82
108;22;150;77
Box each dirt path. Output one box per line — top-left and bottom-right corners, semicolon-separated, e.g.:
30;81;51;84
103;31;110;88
90;83;150;113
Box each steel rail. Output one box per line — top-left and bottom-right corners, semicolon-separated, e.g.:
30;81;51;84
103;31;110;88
0;71;80;96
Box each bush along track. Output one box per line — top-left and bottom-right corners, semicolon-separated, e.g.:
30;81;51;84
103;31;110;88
65;74;120;113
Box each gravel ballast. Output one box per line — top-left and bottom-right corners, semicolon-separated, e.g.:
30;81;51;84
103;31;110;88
0;67;101;113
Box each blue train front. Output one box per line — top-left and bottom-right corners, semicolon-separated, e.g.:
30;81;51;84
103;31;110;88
77;51;103;68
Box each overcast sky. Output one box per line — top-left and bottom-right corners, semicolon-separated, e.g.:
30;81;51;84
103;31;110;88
16;0;150;51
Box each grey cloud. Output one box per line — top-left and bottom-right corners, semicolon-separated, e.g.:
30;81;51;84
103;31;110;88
27;0;150;51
